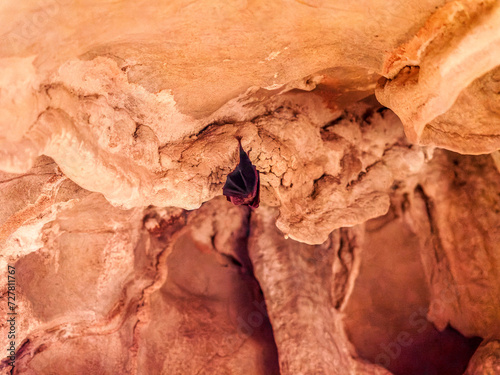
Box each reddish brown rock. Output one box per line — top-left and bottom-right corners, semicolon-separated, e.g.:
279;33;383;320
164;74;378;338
1;197;279;374
344;205;481;375
1;0;499;373
248;207;391;375
408;151;500;339
465;340;500;375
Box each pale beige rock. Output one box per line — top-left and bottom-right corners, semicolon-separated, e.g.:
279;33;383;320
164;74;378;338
419;67;500;154
1;0;500;373
1;154;497;374
408;150;500;338
0;57;46;143
0;60;426;243
248;206;391;375
1;0;497;242
376;1;500;154
159;98;428;244
0;157;88;272
0;0;443;118
0;195;278;374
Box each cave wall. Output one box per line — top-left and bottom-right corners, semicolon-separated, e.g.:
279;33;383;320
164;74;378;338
1;0;499;374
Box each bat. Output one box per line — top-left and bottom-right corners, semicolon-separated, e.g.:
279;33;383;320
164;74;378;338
222;136;260;208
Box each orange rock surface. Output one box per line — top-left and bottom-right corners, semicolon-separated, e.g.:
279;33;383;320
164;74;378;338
1;0;499;374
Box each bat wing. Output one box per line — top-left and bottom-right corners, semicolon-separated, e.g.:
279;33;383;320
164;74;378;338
223;138;260;208
249;170;260;208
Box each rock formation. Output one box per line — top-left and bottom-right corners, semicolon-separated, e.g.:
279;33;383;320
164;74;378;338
0;0;499;374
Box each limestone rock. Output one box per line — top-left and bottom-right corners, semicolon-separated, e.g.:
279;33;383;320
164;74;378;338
1;0;500;374
248;206;391;375
465;341;500;375
408;150;500;339
344;201;481;375
1;196;279;374
0;0;484;242
376;1;500;154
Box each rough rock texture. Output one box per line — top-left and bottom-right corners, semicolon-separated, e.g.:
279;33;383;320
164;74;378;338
1;195;280;374
1;63;424;244
344;199;482;375
465;340;500;375
1;153;499;374
409;151;500;339
248;207;390;375
1;0;500;374
375;0;500;154
1;0;497;243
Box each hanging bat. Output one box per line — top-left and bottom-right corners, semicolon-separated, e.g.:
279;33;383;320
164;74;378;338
222;136;260;208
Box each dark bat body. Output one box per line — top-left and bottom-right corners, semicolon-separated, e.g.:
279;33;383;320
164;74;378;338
222;137;260;208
